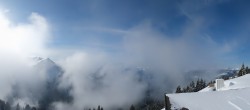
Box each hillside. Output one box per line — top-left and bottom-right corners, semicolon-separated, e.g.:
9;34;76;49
163;74;250;110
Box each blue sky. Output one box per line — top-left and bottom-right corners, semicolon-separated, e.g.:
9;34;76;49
2;1;250;109
0;0;250;66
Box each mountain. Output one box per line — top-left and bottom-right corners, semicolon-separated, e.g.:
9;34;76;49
33;57;63;82
215;68;239;80
7;57;72;110
31;57;73;109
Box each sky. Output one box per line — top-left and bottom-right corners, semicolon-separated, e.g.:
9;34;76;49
0;0;250;109
0;0;249;65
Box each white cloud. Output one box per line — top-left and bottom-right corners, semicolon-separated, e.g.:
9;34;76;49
0;9;50;104
54;20;235;109
58;52;147;109
0;7;240;110
0;10;50;57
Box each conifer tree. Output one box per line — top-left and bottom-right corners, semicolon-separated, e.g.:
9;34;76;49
246;66;249;74
189;81;195;92
186;86;190;92
5;102;11;110
16;103;21;110
24;104;31;110
194;79;200;92
130;105;135;110
238;63;246;76
175;85;182;93
182;87;187;93
31;107;37;110
0;100;5;110
201;79;206;89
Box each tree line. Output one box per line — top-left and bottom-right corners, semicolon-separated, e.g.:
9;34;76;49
83;105;104;110
0;99;105;110
175;78;207;93
128;97;164;110
238;63;250;76
175;63;250;94
0;99;37;110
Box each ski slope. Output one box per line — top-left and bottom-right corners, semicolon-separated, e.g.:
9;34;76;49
164;74;250;110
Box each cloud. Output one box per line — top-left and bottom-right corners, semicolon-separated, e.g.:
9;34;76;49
0;9;50;106
54;20;235;109
122;21;220;70
75;26;129;35
118;21;226;93
0;5;240;110
57;52;147;109
178;0;232;20
0;10;50;57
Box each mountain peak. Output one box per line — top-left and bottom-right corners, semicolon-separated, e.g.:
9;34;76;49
30;57;55;65
31;56;44;62
41;58;54;64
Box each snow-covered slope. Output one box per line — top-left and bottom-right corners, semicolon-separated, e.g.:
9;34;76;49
167;88;250;110
165;74;250;110
201;74;250;92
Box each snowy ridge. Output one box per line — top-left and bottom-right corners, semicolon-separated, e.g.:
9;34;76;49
164;74;250;110
31;57;63;82
31;56;44;62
